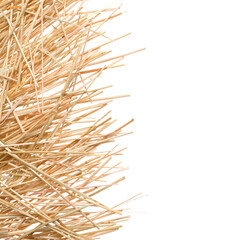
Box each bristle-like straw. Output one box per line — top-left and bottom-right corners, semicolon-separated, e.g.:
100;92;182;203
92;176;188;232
0;0;141;239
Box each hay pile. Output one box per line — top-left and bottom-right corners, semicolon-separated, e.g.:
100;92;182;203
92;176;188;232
0;0;142;239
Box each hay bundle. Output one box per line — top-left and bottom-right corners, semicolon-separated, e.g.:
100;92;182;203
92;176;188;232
0;0;142;239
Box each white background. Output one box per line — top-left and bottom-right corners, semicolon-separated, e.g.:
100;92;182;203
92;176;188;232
86;0;236;239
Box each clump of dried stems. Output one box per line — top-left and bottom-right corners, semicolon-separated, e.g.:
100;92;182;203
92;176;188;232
0;0;143;239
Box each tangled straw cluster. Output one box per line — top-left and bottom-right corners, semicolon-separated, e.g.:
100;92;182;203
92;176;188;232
0;0;143;239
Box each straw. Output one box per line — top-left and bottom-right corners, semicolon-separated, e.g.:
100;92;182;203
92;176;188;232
0;0;143;239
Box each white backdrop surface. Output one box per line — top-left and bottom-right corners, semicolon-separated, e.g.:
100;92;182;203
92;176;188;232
84;0;236;239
